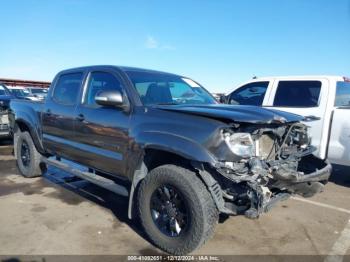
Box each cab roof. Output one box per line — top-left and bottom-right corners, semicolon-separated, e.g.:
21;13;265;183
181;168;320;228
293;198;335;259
58;65;184;77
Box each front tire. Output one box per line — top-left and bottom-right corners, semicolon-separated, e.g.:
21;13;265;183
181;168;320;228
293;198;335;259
137;164;219;255
15;130;45;178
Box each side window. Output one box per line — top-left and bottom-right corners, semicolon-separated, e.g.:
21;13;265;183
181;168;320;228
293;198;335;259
84;72;123;107
273;81;321;107
53;73;83;105
229;82;269;106
335;82;350;107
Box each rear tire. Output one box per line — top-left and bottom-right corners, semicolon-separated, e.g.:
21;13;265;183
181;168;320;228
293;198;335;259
137;164;219;255
15;130;45;178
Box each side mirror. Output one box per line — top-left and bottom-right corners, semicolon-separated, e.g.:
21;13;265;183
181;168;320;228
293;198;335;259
95;90;124;107
219;95;227;104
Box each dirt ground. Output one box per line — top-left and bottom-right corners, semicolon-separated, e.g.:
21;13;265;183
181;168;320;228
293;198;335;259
1;139;350;260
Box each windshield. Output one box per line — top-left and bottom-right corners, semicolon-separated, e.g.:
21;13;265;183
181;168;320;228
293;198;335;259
10;89;31;97
125;70;217;105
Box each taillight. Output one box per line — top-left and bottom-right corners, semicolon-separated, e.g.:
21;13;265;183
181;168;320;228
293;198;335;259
343;76;350;82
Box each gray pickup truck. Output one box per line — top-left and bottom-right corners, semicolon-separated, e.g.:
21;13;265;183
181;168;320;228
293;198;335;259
10;65;332;255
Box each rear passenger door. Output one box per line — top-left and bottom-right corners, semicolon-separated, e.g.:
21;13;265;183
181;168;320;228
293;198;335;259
266;79;329;159
42;71;85;162
227;81;270;106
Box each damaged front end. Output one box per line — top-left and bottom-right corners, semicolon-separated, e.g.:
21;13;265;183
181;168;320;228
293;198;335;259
207;122;332;219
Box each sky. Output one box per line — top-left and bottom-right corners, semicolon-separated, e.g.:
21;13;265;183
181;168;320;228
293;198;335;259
1;0;350;93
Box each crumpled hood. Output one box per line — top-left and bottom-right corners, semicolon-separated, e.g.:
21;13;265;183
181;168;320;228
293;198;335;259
155;104;303;124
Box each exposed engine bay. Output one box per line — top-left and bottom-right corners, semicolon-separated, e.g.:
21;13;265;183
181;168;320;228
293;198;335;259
207;122;332;219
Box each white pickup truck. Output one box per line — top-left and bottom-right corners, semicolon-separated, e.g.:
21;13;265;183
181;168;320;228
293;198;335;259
225;76;350;166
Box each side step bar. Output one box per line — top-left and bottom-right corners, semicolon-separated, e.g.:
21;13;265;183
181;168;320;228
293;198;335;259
43;158;129;197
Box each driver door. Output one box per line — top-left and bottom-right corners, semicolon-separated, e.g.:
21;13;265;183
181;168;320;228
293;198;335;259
73;70;131;177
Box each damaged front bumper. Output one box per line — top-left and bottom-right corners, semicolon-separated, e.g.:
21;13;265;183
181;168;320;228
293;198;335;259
212;154;332;219
262;156;332;213
270;154;332;197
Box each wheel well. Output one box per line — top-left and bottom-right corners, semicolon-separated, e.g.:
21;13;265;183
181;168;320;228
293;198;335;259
16;121;30;133
143;148;192;172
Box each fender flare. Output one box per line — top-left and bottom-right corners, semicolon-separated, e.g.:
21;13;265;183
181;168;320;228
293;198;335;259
14;111;44;154
135;131;217;165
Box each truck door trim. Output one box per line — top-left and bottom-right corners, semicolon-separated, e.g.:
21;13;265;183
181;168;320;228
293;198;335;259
43;134;123;161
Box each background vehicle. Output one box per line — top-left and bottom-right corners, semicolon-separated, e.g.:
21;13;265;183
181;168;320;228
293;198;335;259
211;92;226;102
10;66;331;255
26;87;48;100
0;84;12;138
224;76;350;166
0;84;13;110
7;86;41;101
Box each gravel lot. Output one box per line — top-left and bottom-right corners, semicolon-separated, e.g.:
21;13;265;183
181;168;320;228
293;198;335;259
1;139;350;259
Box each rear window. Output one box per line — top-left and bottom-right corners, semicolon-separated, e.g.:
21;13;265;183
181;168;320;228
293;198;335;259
53;73;83;105
335;82;350;107
273;81;321;107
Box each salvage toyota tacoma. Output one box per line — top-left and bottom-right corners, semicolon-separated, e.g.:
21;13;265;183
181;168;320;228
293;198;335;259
9;66;332;255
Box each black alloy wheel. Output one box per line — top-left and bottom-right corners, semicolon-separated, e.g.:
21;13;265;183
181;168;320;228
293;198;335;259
20;140;31;167
150;184;189;237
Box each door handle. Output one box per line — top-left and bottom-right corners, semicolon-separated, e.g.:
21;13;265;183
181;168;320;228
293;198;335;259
303;115;321;122
76;114;85;122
